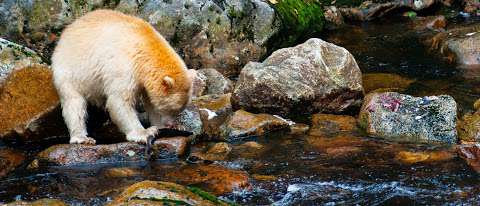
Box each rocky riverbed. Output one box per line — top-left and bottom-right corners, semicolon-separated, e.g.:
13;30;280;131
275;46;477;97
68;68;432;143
1;0;480;205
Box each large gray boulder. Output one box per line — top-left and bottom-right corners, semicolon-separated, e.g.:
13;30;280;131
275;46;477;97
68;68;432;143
232;38;364;116
359;92;457;144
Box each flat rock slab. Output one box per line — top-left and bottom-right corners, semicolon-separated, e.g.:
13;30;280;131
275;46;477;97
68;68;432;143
107;180;232;206
35;137;189;166
223;110;292;141
359;92;457;144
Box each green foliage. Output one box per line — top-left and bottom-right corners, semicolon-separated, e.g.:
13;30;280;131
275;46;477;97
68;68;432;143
187;186;238;206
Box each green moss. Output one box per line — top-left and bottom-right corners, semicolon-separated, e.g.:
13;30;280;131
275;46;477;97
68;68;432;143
187;186;238;206
270;0;325;48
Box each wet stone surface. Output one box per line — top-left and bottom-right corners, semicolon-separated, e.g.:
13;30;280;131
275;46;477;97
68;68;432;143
359;92;457;144
34;137;189;166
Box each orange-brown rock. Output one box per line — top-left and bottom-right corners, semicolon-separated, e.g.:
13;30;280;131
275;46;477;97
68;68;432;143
395;150;455;164
166;164;250;195
191;142;232;161
107;180;231;206
0;65;62;140
224;110;291;141
0;148;25;177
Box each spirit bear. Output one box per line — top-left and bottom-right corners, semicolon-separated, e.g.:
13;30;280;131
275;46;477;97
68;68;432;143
52;10;194;144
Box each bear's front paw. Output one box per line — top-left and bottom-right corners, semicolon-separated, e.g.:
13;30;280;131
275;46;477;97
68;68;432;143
126;127;158;144
70;136;96;145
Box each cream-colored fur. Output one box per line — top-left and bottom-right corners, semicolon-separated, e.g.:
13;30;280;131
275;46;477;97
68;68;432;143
51;10;194;144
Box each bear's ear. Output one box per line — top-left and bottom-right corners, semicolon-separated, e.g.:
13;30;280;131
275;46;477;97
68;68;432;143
162;76;175;89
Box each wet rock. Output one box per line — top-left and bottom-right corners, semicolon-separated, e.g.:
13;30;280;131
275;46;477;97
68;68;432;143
107;180;232;206
339;0;436;21
359;92;457;144
191;69;207;97
232;38;364;116
324;6;344;29
428;24;480;67
229;141;266;159
325;146;362;158
306;135;365;159
464;0;480;14
362;73;416;93
0;148;25;178
458;143;480;173
475;99;480;111
166;163;250;195
4;199;67;206
191;142;232;161
308;114;359;137
458;112;480;142
0;65;61;139
102;167;143;178
411;15;447;31
395;150;455;164
197;69;234;95
290;123;310;135
0;38;44;82
35;137;188;166
223;110;291;141
193;93;233;140
174;105;203;138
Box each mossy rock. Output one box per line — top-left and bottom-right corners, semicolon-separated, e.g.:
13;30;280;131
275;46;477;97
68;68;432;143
271;0;325;46
5;198;67;206
107;181;236;206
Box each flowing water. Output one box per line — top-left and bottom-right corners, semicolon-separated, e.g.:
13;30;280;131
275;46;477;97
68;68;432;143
1;16;480;205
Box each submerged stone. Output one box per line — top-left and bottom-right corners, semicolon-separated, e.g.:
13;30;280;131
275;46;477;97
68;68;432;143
191;142;233;161
232;38;364;116
339;0;437;21
165;163;250;195
0;148;25;178
428;24;480;67
362;73;415;93
395;150;455;164
308;114;359;137
359;92;457;144
107;180;232;206
34;137;188;166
